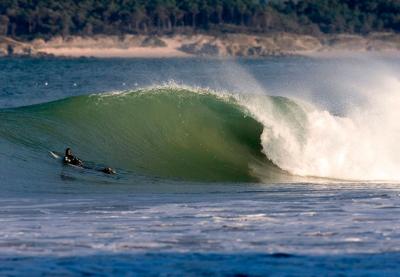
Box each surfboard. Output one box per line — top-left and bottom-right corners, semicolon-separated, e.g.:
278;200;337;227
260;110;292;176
50;151;62;159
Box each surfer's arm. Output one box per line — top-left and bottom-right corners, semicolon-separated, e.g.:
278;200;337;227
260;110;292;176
71;157;83;166
63;155;83;167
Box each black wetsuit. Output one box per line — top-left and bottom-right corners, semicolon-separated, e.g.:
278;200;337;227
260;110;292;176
63;154;83;167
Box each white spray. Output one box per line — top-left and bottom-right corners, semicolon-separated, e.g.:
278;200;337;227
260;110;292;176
222;57;400;181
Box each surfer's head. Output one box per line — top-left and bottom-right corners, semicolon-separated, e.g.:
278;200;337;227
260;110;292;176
102;167;116;174
65;148;72;156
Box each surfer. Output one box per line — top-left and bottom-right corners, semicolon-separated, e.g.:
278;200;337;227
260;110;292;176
63;148;116;174
63;148;83;167
101;167;116;174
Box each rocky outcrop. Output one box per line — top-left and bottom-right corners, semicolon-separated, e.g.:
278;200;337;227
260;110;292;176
141;36;167;47
179;33;322;57
178;33;400;57
321;33;400;52
0;36;34;56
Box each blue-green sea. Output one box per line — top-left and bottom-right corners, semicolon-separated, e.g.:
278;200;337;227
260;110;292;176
1;56;400;275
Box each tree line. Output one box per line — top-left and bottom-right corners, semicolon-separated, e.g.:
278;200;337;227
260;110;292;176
0;0;399;39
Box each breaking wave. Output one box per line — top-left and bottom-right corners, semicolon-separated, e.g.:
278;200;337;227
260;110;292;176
1;84;399;182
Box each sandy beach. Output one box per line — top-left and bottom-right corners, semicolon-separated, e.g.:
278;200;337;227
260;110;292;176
1;33;400;58
37;46;190;58
31;36;191;58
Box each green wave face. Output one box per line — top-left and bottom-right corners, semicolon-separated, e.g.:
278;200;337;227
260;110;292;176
1;87;285;182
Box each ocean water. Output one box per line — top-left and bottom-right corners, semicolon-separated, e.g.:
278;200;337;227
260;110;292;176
1;56;400;275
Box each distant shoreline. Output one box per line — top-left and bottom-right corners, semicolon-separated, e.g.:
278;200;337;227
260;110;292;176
1;33;399;58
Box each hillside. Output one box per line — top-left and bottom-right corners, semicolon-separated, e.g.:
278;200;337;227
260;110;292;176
0;0;399;39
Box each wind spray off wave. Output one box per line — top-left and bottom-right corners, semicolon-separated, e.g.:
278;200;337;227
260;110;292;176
242;67;400;181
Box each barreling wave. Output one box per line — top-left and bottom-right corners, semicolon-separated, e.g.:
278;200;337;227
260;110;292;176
3;84;399;182
0;86;297;182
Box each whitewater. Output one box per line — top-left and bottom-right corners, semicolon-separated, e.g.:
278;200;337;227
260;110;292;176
1;56;400;275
